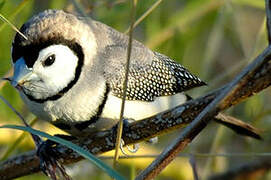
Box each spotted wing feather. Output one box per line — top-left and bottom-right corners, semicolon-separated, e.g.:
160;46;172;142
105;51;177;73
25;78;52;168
103;45;206;102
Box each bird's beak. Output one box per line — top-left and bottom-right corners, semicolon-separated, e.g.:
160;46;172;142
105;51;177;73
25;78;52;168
11;57;33;87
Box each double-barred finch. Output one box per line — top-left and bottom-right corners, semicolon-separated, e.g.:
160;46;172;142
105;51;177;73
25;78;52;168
11;9;259;139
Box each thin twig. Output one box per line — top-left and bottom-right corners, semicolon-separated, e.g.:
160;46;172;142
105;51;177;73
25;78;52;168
0;96;28;127
113;0;137;166
0;0;31;33
114;0;163;165
124;0;163;34
0;14;27;40
69;0;89;18
99;152;271;159
0;96;41;147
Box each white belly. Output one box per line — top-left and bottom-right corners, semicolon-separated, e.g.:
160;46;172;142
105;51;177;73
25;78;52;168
101;92;187;120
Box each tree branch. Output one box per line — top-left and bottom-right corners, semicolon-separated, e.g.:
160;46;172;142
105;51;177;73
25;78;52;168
0;47;270;179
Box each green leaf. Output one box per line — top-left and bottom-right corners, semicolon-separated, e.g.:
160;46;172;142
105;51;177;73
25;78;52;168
0;125;126;180
0;0;5;11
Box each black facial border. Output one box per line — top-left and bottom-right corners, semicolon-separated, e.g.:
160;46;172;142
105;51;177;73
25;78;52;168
13;36;84;103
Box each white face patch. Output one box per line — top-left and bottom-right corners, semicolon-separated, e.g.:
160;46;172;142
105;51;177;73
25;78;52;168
26;44;79;99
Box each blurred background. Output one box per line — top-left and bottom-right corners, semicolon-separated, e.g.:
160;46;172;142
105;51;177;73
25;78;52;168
0;0;270;179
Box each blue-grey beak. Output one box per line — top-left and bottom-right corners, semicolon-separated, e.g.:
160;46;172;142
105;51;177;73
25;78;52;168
11;57;33;87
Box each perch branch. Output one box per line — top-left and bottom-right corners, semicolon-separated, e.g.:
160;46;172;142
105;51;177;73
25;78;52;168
0;47;270;179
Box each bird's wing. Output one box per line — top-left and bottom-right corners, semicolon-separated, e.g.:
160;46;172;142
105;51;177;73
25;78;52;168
103;44;206;101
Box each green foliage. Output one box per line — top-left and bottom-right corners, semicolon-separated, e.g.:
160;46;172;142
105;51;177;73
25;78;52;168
0;0;269;180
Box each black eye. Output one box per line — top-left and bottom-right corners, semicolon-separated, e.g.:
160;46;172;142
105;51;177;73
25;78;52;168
43;54;55;67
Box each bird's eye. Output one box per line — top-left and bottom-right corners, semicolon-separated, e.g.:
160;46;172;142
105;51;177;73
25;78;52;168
43;54;55;67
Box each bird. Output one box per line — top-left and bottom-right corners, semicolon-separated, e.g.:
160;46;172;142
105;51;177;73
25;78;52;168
10;9;259;139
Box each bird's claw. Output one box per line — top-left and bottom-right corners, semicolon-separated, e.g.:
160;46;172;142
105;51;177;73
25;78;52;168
120;139;139;155
113;118;140;155
36;138;72;180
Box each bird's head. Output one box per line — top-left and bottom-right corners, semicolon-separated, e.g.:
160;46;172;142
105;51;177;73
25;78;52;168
11;10;96;103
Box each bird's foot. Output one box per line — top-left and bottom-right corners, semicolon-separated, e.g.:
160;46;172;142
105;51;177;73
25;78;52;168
113;118;140;155
36;135;75;180
120;139;139;155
